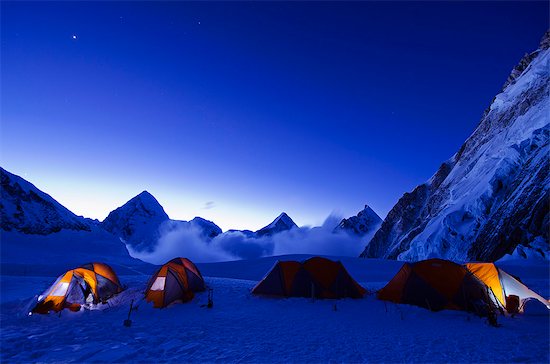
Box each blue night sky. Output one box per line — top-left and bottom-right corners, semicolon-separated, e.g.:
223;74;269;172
1;2;548;231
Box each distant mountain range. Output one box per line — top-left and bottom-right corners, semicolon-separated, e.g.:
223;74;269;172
100;190;303;252
360;31;550;262
0;166;381;269
94;189;380;252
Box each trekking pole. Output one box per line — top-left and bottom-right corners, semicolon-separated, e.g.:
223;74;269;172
207;288;213;309
124;299;134;327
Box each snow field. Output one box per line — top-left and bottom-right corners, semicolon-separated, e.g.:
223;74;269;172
1;256;548;363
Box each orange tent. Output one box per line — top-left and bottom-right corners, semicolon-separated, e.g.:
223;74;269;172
378;259;496;316
252;257;366;299
31;262;123;314
465;262;550;313
145;258;205;308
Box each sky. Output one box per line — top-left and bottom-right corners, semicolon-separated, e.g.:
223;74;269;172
1;1;548;231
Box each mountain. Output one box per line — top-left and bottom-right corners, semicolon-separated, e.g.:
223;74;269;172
0;167;91;234
256;212;298;237
102;192;225;253
361;32;550;262
226;229;256;238
336;205;382;237
0;167;152;275
190;217;223;238
102;191;169;252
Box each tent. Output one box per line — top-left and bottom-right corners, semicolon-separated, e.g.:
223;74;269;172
145;257;206;308
377;259;496;316
465;262;550;313
31;262;123;314
252;257;366;299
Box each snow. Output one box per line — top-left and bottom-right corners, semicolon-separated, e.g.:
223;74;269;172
389;45;550;262
262;213;296;231
255;212;298;236
1;167;91;234
102;191;170;252
1;255;548;362
335;205;382;238
0;229;154;276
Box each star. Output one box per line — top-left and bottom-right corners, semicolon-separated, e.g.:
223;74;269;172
72;34;77;40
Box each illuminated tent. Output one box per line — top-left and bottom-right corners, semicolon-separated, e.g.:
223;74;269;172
252;257;366;299
465;262;550;313
378;259;496;316
145;257;205;308
31;262;123;314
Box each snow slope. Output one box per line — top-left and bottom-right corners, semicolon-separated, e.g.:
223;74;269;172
362;31;550;262
0;229;154;276
0;167;91;234
1;256;548;363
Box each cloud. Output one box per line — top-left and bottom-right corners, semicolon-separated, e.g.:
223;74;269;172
128;214;368;264
202;201;215;210
269;213;366;257
127;221;234;264
214;231;274;260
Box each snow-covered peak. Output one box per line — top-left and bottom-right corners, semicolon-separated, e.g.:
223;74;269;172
336;205;382;237
0;167;91;234
102;191;169;252
128;191;168;218
190;217;223;238
256;212;298;237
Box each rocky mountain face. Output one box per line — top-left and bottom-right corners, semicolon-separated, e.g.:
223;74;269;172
0;167;91;234
361;31;550;262
255;212;298;237
336;205;382;237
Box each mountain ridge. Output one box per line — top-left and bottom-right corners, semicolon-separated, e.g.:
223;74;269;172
360;31;550;262
0;167;91;234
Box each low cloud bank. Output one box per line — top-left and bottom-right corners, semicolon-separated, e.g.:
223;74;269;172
128;214;369;264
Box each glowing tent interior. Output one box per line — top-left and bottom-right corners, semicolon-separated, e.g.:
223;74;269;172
31;262;123;314
465;262;550;313
377;259;497;316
